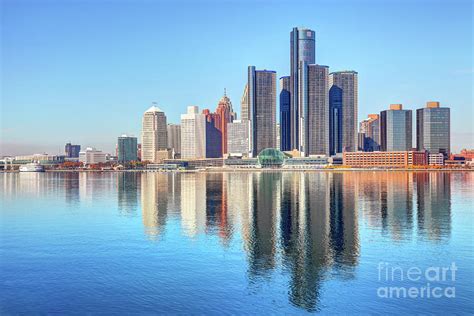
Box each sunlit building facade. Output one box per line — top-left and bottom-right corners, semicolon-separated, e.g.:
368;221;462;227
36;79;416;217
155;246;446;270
290;27;316;151
380;104;412;151
167;124;181;156
416;101;450;158
329;71;358;152
359;114;380;151
248;66;277;157
227;120;249;156
117;135;138;162
181;106;206;159
141;104;168;162
303;64;329;156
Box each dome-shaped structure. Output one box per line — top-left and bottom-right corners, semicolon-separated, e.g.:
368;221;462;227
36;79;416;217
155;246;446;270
258;148;286;168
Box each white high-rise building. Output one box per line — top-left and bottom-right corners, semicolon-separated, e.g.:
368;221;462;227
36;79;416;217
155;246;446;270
227;120;249;156
141;104;168;163
181;106;206;159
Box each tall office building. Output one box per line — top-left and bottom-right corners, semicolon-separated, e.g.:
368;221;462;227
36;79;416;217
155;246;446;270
214;91;234;155
65;143;81;158
329;71;358;152
141;104;168;162
241;84;249;121
302;64;329;156
380;104;412;151
329;85;343;155
167;124;181;156
202;109;222;158
416;101;450;158
227;120;249;156
117;135;138;162
280;76;291;151
181;106;206;159
247;66;277;157
290;27;316;151
359;114;380;151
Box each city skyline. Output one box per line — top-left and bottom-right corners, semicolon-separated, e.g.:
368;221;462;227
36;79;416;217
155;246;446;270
1;0;473;155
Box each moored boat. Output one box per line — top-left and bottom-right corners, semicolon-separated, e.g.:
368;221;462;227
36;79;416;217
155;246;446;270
19;163;45;172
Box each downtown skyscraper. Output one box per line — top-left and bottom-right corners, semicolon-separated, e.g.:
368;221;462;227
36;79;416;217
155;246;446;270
416;101;450;158
290;27;315;152
247;66;276;157
380;104;412;151
329;71;358;153
117;135;138;163
141;104;168;162
181;106;206;159
304;64;329;156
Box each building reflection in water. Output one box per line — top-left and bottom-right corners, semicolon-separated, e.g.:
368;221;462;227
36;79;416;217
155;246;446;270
246;172;280;276
415;172;451;241
117;173;139;216
141;173;169;240
205;173;233;246
380;172;414;241
0;170;456;311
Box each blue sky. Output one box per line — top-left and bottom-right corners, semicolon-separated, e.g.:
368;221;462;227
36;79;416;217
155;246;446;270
1;0;472;155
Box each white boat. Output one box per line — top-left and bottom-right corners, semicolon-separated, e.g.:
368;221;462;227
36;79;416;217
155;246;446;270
19;163;45;172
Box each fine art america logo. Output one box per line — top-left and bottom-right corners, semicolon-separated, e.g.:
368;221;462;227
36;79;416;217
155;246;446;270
377;262;457;299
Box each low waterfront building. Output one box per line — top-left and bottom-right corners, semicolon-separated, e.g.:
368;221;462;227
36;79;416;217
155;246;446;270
224;157;259;168
283;155;329;169
429;153;444;166
457;149;474;161
163;158;224;169
258;148;286;168
14;154;65;165
343;151;428;168
146;163;180;171
79;147;106;164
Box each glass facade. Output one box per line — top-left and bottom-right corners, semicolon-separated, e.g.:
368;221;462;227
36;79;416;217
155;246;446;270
65;143;81;158
118;136;138;162
290;27;316;150
416;106;450;158
258;148;286;167
329;86;343;155
380;109;412;151
280;76;291;151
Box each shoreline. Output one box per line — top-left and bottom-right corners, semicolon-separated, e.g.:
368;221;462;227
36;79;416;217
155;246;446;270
1;168;472;173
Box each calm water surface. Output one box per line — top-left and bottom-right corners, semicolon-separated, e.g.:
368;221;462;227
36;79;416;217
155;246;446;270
1;171;473;314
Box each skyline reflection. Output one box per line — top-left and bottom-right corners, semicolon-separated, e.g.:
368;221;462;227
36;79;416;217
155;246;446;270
1;171;458;311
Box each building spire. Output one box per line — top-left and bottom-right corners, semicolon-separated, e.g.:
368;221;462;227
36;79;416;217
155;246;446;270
224;88;227;97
